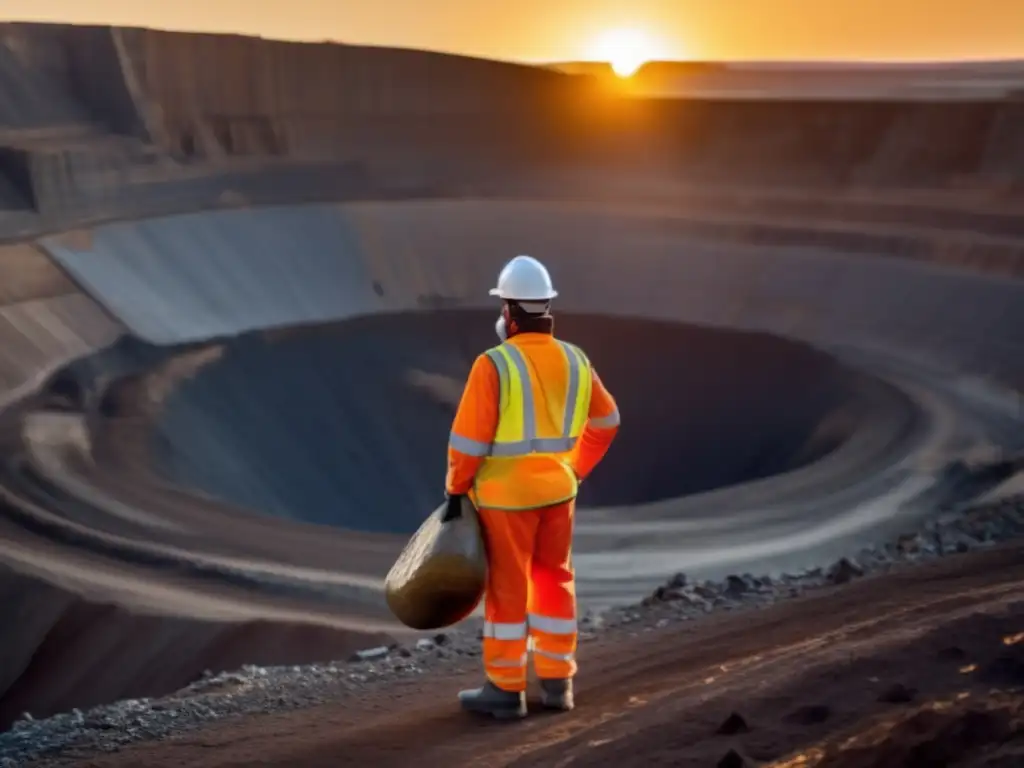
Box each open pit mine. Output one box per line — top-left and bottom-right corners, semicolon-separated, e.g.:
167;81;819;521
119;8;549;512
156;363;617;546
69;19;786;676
0;23;1022;768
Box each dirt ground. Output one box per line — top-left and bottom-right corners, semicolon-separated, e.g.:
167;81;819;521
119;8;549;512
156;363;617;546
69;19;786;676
50;541;1024;768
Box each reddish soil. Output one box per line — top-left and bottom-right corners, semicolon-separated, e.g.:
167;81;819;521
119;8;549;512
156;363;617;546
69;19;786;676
55;542;1024;768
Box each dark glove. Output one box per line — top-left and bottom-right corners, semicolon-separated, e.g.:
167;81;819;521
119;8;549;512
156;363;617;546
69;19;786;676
442;493;466;522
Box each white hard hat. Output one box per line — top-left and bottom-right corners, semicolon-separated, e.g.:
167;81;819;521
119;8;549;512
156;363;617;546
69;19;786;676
489;255;558;301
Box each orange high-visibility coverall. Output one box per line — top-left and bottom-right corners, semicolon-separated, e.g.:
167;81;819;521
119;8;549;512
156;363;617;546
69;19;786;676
446;332;619;692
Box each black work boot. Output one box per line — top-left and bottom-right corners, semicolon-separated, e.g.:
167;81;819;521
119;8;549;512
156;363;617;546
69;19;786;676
539;678;574;711
458;681;528;720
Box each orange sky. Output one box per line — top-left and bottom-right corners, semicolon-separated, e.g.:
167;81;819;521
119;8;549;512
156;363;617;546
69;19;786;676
5;0;1024;63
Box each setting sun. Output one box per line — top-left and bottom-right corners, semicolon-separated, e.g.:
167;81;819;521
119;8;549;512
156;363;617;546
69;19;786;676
588;28;657;78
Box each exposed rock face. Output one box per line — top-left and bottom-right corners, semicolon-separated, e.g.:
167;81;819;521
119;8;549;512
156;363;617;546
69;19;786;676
1;23;1024;235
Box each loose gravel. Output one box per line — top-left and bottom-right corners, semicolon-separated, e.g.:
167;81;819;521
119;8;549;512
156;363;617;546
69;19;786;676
5;493;1024;767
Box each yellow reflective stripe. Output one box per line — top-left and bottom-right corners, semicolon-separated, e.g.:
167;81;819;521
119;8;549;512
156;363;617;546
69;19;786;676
564;344;591;437
483;621;528;640
558;341;580;438
494;349;510;415
449;431;490;456
488;346;525;445
501;344;534;441
528;614;577;635
484;341;592;458
589;408;620;429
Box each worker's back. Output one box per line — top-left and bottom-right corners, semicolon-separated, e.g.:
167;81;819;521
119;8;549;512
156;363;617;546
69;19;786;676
472;332;590;510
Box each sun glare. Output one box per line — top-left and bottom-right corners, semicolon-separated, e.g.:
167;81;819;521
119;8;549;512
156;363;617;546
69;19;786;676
589;28;654;78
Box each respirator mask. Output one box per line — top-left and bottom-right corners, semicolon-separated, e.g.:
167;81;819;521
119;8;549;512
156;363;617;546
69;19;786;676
495;313;508;341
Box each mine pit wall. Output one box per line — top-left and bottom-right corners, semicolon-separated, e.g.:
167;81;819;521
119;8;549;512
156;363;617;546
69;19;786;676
100;27;1024;189
111;28;589;163
0;23;1023;246
0;242;122;412
0;22;1019;471
39;202;1024;399
0;24;1022;485
0;559;395;732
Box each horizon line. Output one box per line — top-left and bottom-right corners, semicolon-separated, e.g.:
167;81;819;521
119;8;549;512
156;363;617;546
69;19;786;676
4;18;1024;68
